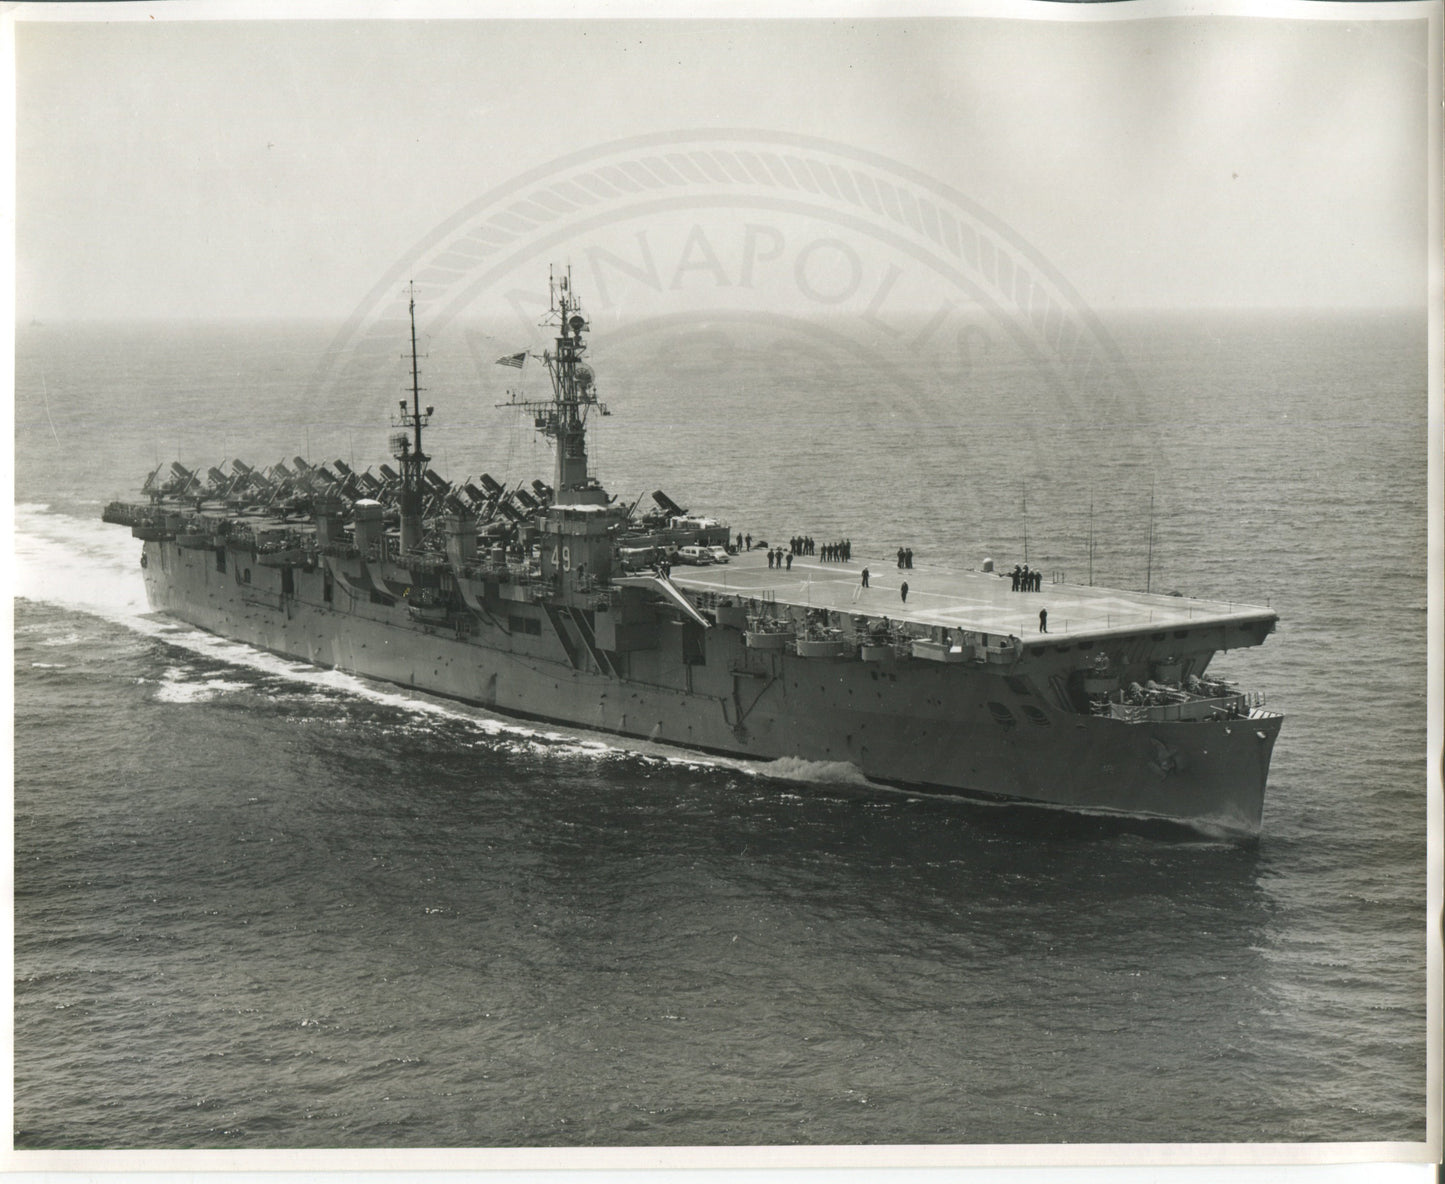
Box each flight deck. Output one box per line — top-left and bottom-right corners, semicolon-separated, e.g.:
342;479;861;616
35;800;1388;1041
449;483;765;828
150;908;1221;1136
668;550;1276;645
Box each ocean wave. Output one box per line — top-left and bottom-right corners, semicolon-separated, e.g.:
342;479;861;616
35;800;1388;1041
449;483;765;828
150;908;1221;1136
36;632;86;647
751;755;874;788
149;667;255;704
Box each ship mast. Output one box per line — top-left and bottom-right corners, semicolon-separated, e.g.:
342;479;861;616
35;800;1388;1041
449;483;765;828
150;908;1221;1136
392;282;433;551
499;266;609;505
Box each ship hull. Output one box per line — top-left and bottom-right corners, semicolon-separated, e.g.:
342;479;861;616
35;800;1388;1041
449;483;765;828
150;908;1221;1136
141;541;1279;836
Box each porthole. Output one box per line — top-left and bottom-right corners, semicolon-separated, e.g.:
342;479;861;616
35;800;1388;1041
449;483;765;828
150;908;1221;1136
986;701;1017;730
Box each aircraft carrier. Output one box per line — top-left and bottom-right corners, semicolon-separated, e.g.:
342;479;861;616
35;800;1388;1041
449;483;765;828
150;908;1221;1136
104;272;1284;834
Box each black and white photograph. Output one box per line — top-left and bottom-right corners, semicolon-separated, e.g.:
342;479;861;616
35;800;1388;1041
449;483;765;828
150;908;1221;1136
9;0;1440;1176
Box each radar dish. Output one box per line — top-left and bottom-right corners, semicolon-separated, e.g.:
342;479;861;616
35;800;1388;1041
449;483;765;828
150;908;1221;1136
389;432;410;456
569;314;586;334
575;364;594;390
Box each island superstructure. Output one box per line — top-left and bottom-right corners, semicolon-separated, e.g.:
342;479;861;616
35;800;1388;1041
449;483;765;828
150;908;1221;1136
104;272;1283;834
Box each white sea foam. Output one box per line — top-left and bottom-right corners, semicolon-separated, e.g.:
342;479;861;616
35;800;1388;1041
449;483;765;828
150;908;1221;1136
152;678;224;705
751;755;873;788
37;633;86;647
149;666;257;704
14;505;150;619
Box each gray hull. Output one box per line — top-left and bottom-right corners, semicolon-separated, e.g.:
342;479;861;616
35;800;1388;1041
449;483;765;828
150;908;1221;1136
141;539;1280;835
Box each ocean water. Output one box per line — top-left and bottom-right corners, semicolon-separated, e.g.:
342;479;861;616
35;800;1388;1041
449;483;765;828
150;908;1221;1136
11;309;1429;1149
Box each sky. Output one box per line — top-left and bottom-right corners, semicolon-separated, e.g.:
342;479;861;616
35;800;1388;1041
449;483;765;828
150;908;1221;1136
12;4;1437;321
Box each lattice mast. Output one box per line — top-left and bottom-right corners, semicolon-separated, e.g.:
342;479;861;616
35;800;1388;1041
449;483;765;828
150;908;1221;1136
392;282;434;551
501;267;609;504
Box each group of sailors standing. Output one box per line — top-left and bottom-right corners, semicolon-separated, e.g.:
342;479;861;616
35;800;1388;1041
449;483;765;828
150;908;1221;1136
749;535;856;567
1010;564;1042;592
896;547;914;569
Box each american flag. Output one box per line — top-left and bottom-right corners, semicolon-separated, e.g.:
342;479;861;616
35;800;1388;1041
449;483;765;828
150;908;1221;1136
495;352;526;369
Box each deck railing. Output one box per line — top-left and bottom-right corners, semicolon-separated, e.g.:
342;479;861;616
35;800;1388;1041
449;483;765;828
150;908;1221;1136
1101;690;1268;724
